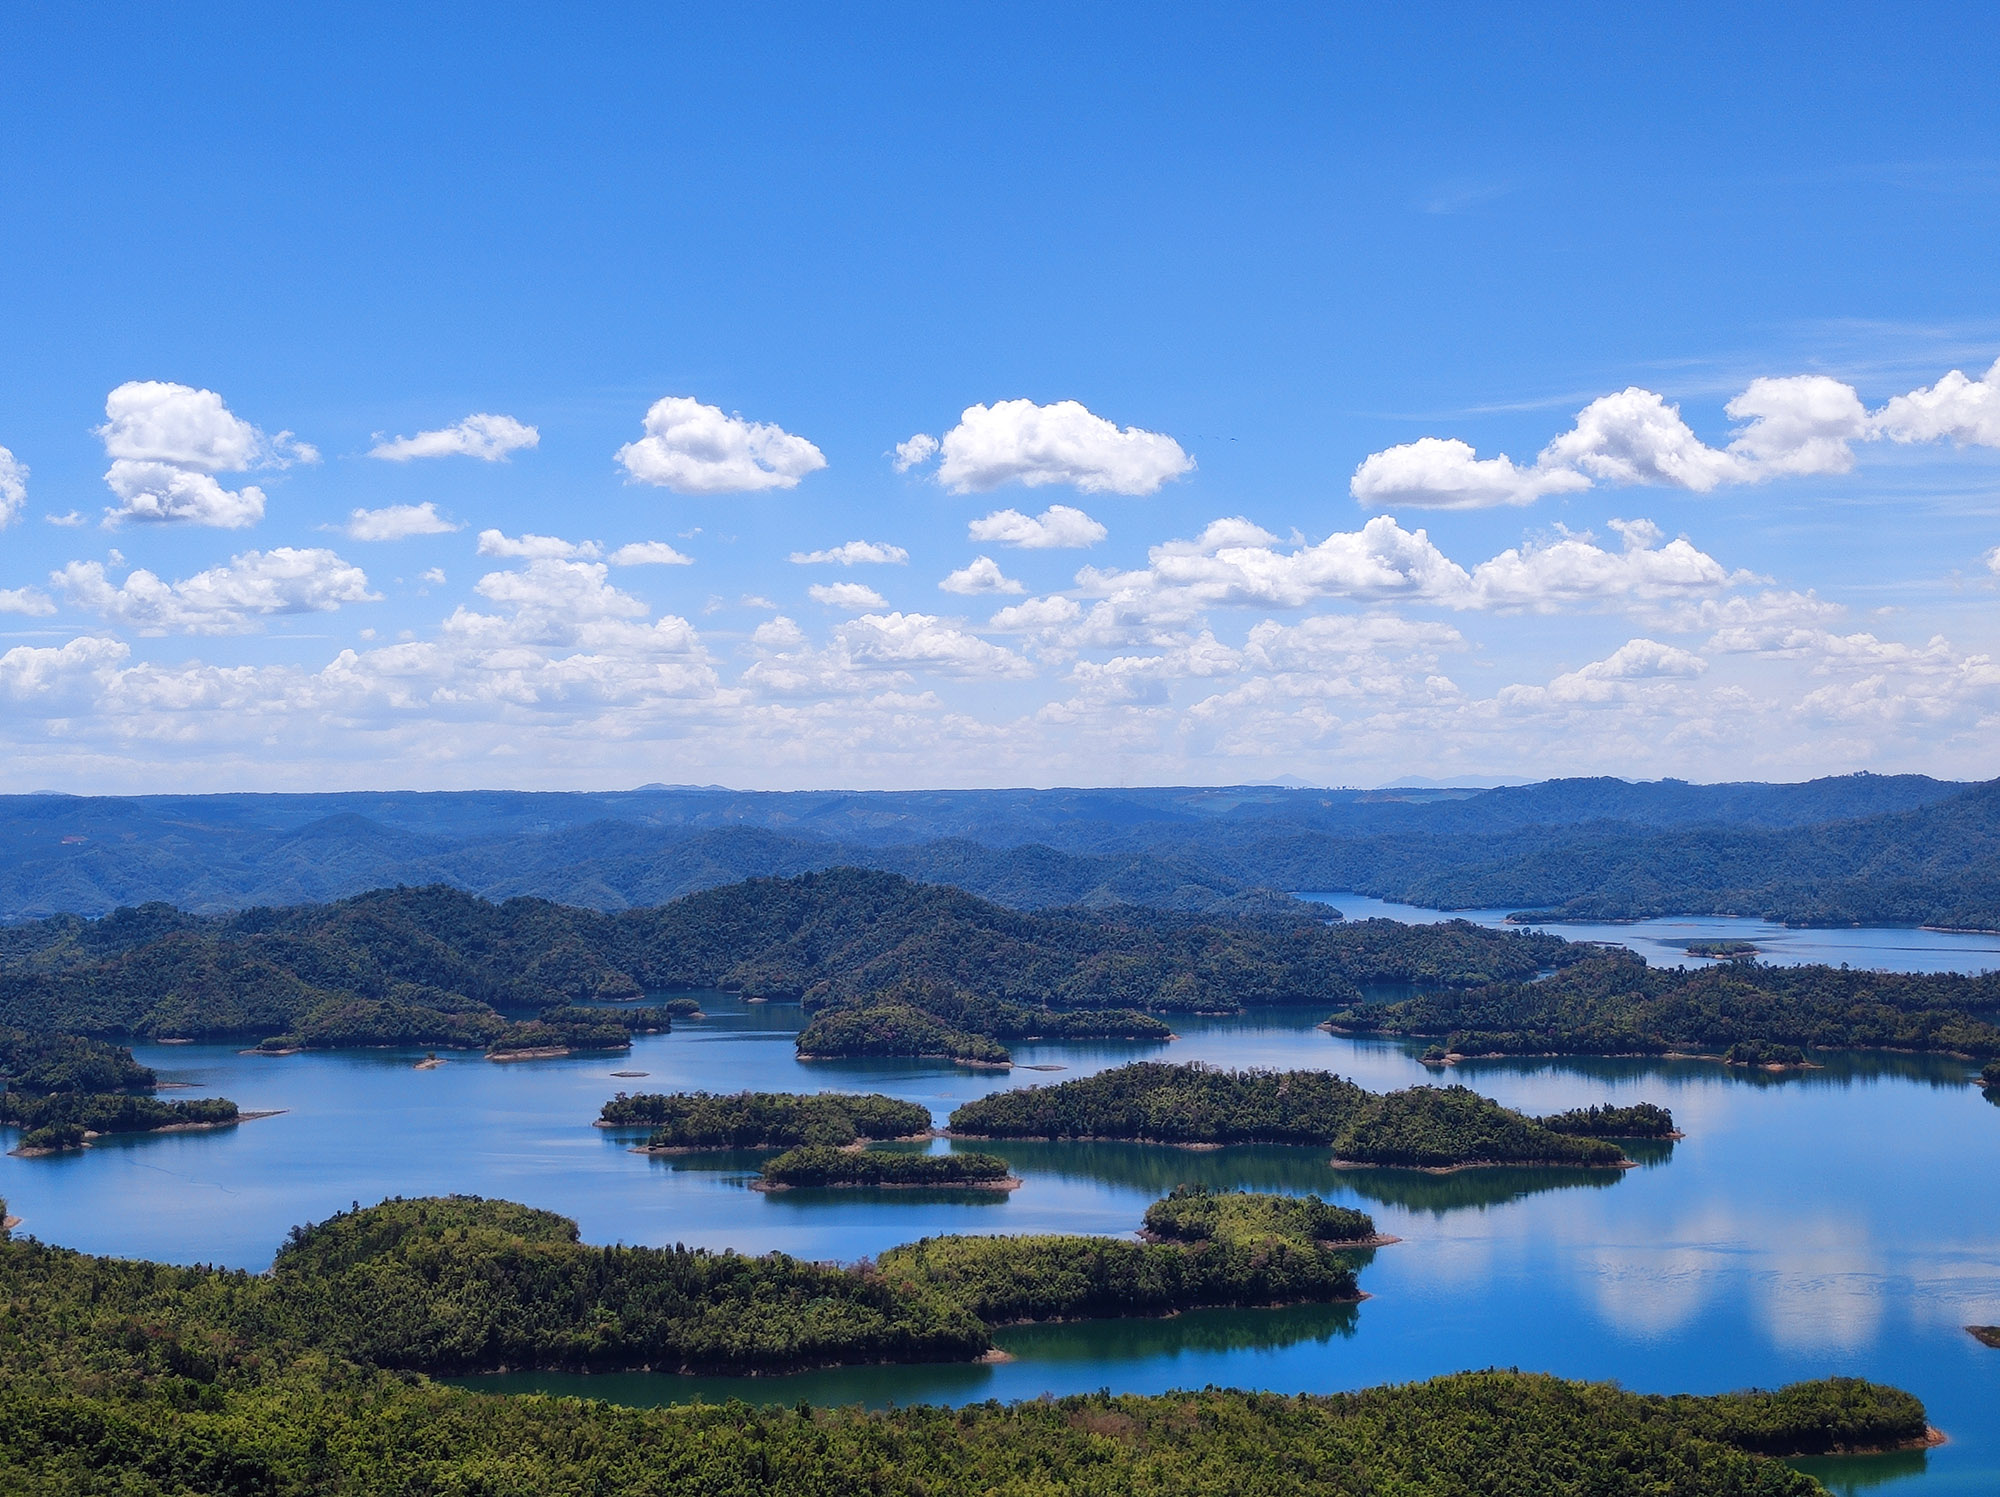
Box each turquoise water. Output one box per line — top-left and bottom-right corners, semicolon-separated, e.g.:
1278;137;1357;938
2;987;1996;1493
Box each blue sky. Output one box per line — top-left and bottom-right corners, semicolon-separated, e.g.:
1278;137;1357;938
2;4;1998;791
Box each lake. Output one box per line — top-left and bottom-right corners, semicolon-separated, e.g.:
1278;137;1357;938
2;946;1996;1495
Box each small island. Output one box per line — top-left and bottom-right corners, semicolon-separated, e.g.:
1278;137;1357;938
1;1092;278;1155
1968;1326;2000;1348
945;1061;1641;1170
1536;1102;1680;1139
1140;1183;1387;1249
1723;1040;1815;1070
794;979;1176;1068
600;1089;934;1150
1685;940;1759;959
795;1003;1014;1067
1982;1061;1999;1090
753;1145;1020;1191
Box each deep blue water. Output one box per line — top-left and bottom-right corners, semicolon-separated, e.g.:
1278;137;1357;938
1;954;1996;1494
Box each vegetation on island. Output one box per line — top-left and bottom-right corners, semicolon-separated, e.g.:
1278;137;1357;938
600;1089;933;1149
1686;940;1758;959
946;1062;1639;1168
1968;1325;2000;1348
0;1188;1935;1493
1328;951;2000;1062
1;1092;240;1152
1141;1184;1377;1247
0;870;1575;1053
1535;1102;1678;1138
756;1146;1015;1190
1981;1060;1998;1089
795;1002;1013;1066
1725;1040;1809;1067
0;1026;155;1093
795;977;1175;1063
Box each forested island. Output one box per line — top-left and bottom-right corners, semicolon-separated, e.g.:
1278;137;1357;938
0;870;1573;1054
1;1092;248;1155
945;1062;1647;1169
1536;1103;1680;1139
1328;952;2000;1063
755;1147;1018;1191
1983;1061;1999;1090
796;977;1177;1065
601;1089;933;1149
0;1194;1936;1493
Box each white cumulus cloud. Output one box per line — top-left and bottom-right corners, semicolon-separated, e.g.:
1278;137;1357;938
911;399;1193;495
616;396;826;493
968;504;1107;549
0;445;26;527
344;502;461;541
1871;356;2000;447
891;433;939;472
53;548;377;634
838;612;1034;677
0;587;54;616
1351;437;1592;509
940;556;1025;596
477;529;602;560
369;413;539;462
608;541;694;566
789;540;910;566
96;381;315;528
808;582;888;610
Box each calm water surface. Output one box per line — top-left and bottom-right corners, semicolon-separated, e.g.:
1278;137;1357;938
2;967;1996;1494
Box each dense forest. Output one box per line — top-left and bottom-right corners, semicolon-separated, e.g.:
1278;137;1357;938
946;1062;1643;1167
796;977;1177;1063
1535;1103;1679;1139
0;1190;1935;1494
600;1089;933;1149
0;1027;154;1093
756;1146;1015;1189
0;870;1570;1051
0;1092;241;1154
1140;1184;1377;1248
1330;952;2000;1060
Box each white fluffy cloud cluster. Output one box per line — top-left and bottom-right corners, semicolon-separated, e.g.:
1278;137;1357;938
97;381;316;528
53;548;376;634
617;396;826;494
369;413;539;462
790;540;909;566
968;505;1106;548
345;502;461;541
939;557;1024;596
1353;358;2000;508
902;400;1193;495
0;445;26;527
808;581;888;610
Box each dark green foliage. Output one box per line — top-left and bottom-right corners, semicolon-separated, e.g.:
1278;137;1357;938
0;1364;1922;1496
0;870;1570;1047
950;1064;1631;1168
810;978;1176;1040
1725;1040;1808;1067
878;1231;1359;1323
758;1147;1013;1188
600;1089;933;1148
0;1027;153;1093
1330;951;2000;1060
1537;1102;1678;1138
1333;1087;1627;1168
796;1003;1013;1065
1984;1060;1999;1089
17;1122;87;1152
266;1196;986;1373
1687;941;1758;958
1141;1185;1376;1246
950;1062;1377;1145
0;1092;238;1138
487;1017;631;1055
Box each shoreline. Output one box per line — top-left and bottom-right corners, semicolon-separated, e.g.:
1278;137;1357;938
750;1175;1023;1193
628;1131;937;1154
8;1108;287;1157
1330;1154;1635;1174
1967;1326;2000;1349
798;1052;1012;1071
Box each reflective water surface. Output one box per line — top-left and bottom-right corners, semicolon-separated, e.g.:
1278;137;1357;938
1;979;1995;1494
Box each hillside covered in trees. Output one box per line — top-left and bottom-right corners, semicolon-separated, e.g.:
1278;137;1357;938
2;772;1989;927
946;1062;1645;1168
1329;952;2000;1061
0;1191;1932;1494
0;870;1570;1050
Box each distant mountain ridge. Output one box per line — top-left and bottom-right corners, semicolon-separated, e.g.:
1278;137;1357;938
0;773;1986;927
